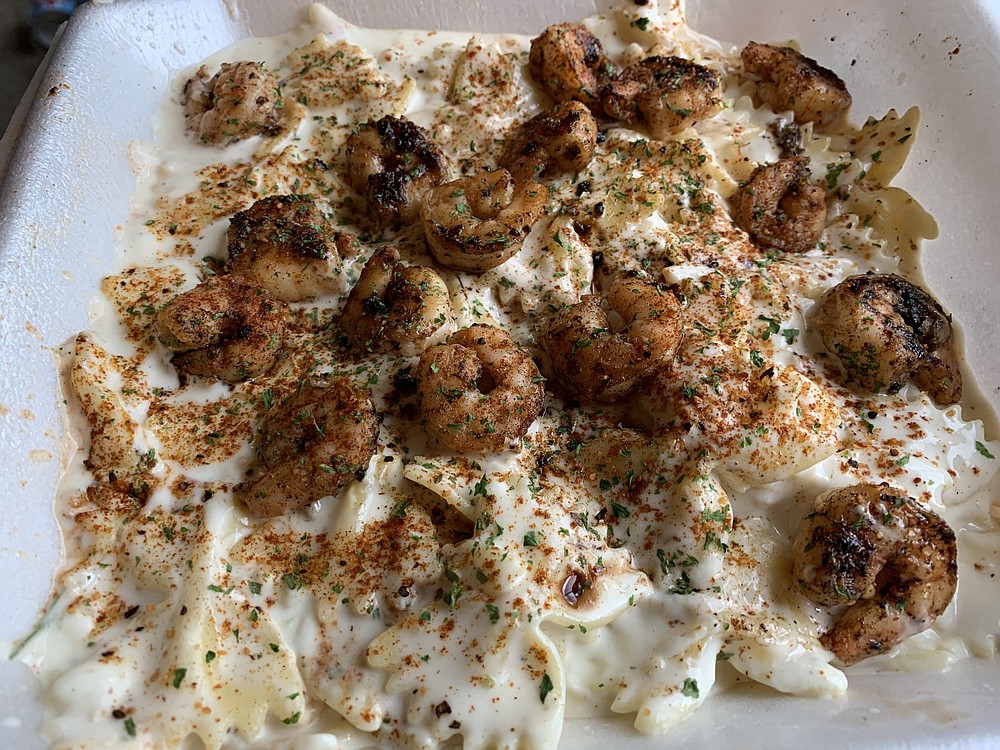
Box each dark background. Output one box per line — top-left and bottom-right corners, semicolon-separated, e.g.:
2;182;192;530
1;1;55;138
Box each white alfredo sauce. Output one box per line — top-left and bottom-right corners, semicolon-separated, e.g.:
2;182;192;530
12;1;1000;749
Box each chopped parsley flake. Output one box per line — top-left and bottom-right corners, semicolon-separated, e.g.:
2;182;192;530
539;672;554;703
780;327;800;345
825;162;850;189
682;677;700;698
443;569;463;611
611;502;631;518
758;315;781;340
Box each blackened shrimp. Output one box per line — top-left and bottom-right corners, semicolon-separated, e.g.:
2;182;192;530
543;276;682;402
500;101;599;184
792;484;957;665
421;169;546;272
339;247;455;357
239;377;378;517
742;42;852;129
812;273;962;405
227;194;359;302
528;23;611;113
731;157;826;253
155;275;287;384
183;61;283;146
417;325;544;453
602;56;722;140
344;115;448;228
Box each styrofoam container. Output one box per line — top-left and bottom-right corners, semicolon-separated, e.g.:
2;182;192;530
1;0;999;747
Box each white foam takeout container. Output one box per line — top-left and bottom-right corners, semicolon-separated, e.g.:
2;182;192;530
2;0;1000;747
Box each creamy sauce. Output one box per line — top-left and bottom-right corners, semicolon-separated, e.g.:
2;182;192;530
14;1;1000;748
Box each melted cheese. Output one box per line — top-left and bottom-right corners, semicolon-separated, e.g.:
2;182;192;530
13;0;1000;748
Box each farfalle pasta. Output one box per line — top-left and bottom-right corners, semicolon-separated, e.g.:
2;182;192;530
16;1;1000;748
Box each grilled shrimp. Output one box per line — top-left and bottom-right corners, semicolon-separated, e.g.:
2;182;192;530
155;275;287;384
183;61;283;146
528;22;610;113
731;157;826;253
344;115;448;228
742;42;852;129
239;377;379;517
602;56;722;140
227;194;359;302
543;276;682;402
812;273;962;405
500;101;599;184
339;247;455;357
417;325;544;453
792;484;957;665
421;169;546;272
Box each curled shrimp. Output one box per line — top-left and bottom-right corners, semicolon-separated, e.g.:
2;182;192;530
742;42;852;129
812;273;962;405
792;483;957;665
420;169;546;272
528;22;610;113
183;61;283;146
500;101;599;184
731;157;826;253
543;276;682;402
227;194;359;302
344;115;448;227
339;246;456;357
416;325;544;453
602;56;722;140
239;377;379;517
155;275;288;384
